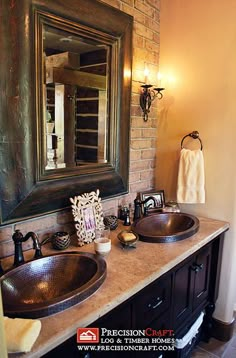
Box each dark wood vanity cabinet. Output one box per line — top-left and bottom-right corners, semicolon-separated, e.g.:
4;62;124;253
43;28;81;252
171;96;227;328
89;236;223;357
44;234;224;358
95;236;222;351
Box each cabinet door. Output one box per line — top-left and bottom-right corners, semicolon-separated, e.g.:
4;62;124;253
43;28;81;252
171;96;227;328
192;244;211;311
172;257;194;329
172;245;212;330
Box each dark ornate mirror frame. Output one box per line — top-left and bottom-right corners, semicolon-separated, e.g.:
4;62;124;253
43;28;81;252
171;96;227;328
0;0;133;225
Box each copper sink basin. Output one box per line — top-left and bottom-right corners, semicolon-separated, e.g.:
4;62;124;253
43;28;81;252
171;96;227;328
0;252;106;318
132;213;199;243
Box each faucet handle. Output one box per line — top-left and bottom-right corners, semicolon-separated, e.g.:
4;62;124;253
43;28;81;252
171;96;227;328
12;230;25;266
133;196;142;221
12;230;24;243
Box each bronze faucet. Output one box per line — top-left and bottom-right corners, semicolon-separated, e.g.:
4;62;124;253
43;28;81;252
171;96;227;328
133;196;158;221
12;230;43;267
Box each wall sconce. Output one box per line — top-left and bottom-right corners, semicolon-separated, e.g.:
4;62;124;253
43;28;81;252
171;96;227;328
140;85;165;122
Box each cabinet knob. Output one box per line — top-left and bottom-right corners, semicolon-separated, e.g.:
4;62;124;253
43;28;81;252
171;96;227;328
148;297;163;309
191;263;204;272
67;95;75;101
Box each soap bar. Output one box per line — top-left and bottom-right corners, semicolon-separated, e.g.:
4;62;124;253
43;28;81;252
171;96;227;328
4;316;41;353
121;232;136;242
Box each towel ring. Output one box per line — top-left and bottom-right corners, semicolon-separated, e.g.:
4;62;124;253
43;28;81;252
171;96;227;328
181;131;203;150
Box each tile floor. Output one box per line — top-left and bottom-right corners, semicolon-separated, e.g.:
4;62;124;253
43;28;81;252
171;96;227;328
192;327;236;357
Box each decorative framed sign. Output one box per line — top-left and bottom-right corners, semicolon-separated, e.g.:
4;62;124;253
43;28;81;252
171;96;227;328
70;189;104;246
140;190;165;209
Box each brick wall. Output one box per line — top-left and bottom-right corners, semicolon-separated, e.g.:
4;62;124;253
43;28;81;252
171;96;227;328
0;0;160;259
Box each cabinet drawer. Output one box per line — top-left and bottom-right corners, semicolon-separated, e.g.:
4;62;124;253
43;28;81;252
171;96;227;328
133;275;172;327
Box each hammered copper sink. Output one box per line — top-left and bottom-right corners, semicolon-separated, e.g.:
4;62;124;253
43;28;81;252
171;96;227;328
0;252;107;318
132;212;200;243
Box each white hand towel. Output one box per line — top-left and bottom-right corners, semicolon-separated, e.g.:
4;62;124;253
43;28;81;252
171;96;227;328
4;316;41;353
177;148;205;203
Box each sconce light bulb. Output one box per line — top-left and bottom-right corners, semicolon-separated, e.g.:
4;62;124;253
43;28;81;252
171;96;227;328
144;65;150;84
144;67;149;77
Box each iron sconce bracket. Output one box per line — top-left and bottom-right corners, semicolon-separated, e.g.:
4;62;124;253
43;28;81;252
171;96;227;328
140;85;165;121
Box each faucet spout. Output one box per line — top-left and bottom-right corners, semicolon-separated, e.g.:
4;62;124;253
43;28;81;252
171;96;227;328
24;232;43;259
143;196;157;216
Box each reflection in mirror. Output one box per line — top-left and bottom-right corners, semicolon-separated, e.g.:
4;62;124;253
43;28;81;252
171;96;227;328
43;25;109;170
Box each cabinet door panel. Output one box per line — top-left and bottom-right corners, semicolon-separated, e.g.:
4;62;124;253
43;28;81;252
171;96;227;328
192;244;211;310
172;257;193;328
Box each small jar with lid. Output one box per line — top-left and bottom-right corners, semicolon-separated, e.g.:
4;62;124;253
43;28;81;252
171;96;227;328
163;201;180;213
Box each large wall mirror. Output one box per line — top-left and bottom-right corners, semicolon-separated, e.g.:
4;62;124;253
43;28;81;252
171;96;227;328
0;0;133;224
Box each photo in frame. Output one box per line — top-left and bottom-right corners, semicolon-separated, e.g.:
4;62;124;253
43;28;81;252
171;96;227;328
70;189;104;246
140;190;165;209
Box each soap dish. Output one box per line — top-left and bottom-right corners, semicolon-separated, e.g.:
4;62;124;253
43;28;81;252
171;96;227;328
117;230;138;248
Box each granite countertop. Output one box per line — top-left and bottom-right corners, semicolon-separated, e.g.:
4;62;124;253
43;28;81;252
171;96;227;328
6;216;229;357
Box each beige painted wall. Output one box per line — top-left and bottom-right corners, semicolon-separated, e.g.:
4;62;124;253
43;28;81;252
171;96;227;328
158;0;236;323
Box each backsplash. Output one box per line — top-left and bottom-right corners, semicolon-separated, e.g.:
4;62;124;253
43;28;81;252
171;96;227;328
0;0;160;258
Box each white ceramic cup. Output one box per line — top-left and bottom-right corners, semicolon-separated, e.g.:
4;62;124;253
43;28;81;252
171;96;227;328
94;237;111;256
